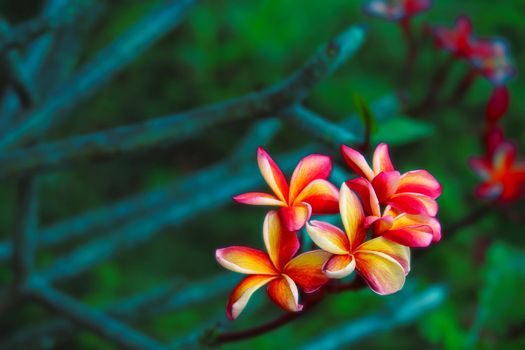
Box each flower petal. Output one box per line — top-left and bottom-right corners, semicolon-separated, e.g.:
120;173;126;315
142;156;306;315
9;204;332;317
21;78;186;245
356;236;410;275
388;193;438;216
284;250;332;293
392;213;442;243
469;158;491;179
257;147;289;203
293;179;339;214
354;250;406;295
227;275;277;320
267;275;303;313
372;143;395;175
305;221;349;255
323;254;356;279
346;177;381;217
382;226;434;247
278;203;312;231
341;144;374;180
365;215;394;234
340;183;366;248
372;171;401;203
493;142;516;173
263;211;300;271
216;246;278;275
233;192;285;206
288;154;332;203
397;170;442;199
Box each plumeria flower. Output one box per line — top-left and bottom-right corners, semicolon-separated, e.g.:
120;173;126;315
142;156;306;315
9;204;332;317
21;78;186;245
469;38;517;86
470;136;525;202
341;143;441;217
363;0;431;21
432;16;483;59
486;85;510;123
216;211;331;319
348;177;441;247
306;183;410;295
234;147;339;231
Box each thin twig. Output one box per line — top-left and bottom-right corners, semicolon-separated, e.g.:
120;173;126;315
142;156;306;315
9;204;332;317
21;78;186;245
448;68;479;107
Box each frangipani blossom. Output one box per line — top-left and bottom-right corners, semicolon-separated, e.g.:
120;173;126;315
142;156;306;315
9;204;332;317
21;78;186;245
341;143;441;217
432;16;488;59
306;183;410;295
363;0;431;21
470;138;525;203
234;147;339;231
486;85;510;123
469;38;517;86
216;211;331;319
348;178;441;247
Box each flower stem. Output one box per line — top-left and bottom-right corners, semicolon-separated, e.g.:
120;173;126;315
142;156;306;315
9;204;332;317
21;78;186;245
448;68;479;106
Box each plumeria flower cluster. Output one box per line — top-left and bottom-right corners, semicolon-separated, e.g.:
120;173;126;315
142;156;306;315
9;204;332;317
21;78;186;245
363;0;431;22
216;144;441;319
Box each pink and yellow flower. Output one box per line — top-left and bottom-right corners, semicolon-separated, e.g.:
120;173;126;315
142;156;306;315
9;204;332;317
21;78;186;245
348;177;441;247
234;147;339;231
341;143;441;217
306;183;410;295
216;211;331;319
470;135;525;203
363;0;431;21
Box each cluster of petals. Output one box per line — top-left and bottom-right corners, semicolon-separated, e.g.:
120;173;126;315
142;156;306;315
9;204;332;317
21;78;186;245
233;147;339;231
217;144;442;318
363;0;431;21
470;128;525;202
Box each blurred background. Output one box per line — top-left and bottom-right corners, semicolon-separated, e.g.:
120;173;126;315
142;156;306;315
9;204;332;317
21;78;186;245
0;0;524;349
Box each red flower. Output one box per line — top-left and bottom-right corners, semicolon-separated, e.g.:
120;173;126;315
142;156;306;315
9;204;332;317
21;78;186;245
363;0;431;21
470;135;525;202
341;143;441;217
432;16;479;59
216;211;331;319
486;85;510;124
469;38;517;86
234;148;339;231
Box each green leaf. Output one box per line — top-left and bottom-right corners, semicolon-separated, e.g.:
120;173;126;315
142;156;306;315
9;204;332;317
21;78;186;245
372;116;434;145
353;93;378;134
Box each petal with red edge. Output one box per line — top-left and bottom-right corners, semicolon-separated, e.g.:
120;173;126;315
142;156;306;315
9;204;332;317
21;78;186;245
382;225;434;247
392;213;442;243
372;171;401;203
372;143;395;175
365;215;394;235
397;170;442;199
227;275;277;320
284;250;332;293
346;178;381;217
341;145;374;180
324;254;356;279
493;142;516;173
233;192;285;206
469;158;491;179
263;211;300;271
354;250;406;295
278;203;311;231
293;179;339;214
356;236;410;274
216;246;278;275
289;154;332;202
340;183;366;249
257;147;289;203
475;182;501;199
388;193;438;216
305;221;349;255
267;275;303;312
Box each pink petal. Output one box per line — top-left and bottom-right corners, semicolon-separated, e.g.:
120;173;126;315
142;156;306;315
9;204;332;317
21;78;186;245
284;250;332;293
216;246;278;275
233;192;285;206
293;179;339;214
392;213;442;243
257;147;289;203
365;215;394;235
278;203;312;231
341;144;374;180
469;158;491;179
323;254;356;279
382;225;434;247
227;275;277;320
267;275;303;313
263;211;300;271
372;171;401;203
372;143;395;175
289;154;332;202
305;220;350;255
397;170;442;199
486;85;510;123
339;183;366;249
388;193;438;216
346;177;381;217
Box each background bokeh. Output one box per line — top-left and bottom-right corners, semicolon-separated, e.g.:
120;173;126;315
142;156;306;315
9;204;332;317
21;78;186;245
1;0;524;349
